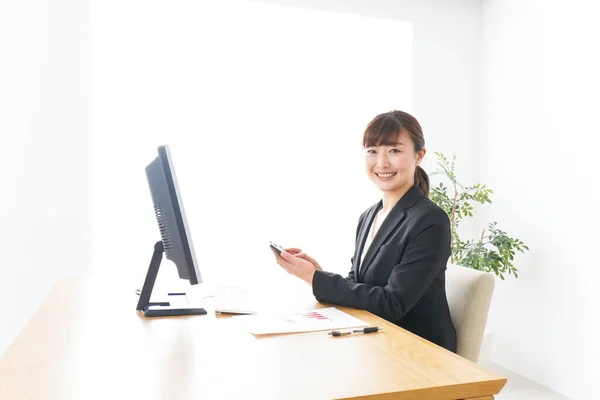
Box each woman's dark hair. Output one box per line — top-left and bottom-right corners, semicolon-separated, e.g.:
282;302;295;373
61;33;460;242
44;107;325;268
362;110;429;197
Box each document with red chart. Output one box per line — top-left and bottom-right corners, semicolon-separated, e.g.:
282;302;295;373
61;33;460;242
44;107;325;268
231;307;369;335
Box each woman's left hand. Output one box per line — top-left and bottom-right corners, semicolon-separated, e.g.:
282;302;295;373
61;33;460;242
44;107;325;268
275;251;317;285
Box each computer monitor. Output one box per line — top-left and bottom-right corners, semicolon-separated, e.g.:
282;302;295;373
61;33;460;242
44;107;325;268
136;145;207;317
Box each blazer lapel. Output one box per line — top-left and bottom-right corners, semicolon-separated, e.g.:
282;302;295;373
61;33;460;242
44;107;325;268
358;185;423;281
353;202;380;280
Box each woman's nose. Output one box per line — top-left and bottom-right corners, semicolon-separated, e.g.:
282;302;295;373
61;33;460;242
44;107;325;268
376;154;390;168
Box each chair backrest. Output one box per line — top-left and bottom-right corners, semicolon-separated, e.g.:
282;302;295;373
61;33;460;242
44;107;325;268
445;263;495;363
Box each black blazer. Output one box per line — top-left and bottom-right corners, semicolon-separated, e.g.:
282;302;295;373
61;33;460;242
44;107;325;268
312;184;457;352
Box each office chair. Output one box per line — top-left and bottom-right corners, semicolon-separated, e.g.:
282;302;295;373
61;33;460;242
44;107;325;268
445;263;495;363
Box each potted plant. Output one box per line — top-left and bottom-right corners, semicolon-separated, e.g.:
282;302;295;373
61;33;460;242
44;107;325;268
429;153;529;279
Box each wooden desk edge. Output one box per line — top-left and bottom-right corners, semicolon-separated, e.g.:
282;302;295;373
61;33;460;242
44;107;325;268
336;378;507;400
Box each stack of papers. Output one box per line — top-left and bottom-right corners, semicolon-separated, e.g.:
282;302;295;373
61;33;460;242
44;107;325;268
231;307;369;335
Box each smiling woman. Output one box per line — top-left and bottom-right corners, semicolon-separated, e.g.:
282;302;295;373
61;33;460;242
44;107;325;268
273;110;457;353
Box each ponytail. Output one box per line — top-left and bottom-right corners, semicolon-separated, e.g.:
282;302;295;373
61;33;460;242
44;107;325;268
414;166;430;197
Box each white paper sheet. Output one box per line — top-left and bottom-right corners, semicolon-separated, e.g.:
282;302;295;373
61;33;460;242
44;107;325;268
231;307;369;335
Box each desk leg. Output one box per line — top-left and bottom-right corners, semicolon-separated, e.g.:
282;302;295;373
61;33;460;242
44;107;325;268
462;397;494;400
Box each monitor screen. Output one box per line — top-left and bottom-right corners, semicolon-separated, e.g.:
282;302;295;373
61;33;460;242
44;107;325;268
145;145;201;284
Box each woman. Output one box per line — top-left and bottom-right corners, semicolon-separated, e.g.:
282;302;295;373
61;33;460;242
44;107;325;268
273;110;457;352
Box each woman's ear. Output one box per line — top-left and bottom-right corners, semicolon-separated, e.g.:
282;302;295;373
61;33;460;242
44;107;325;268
416;148;426;166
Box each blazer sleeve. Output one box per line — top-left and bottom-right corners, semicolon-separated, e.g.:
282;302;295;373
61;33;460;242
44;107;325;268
312;208;450;322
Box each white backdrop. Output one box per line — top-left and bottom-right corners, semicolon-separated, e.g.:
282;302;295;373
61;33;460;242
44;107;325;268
481;0;600;398
91;0;412;292
0;0;90;355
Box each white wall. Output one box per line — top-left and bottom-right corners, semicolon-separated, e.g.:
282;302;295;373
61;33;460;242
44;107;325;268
0;1;91;355
91;0;413;295
256;0;484;200
481;0;600;398
254;0;487;256
91;0;483;298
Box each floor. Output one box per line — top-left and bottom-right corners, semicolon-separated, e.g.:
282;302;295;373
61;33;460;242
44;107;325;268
480;359;571;400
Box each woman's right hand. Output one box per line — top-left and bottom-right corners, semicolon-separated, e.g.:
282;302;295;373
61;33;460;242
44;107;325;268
285;248;323;271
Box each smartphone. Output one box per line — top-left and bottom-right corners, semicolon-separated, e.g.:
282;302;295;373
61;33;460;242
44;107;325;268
269;241;284;256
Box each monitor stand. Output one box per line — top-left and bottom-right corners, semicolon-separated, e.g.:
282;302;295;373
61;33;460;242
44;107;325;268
136;241;207;317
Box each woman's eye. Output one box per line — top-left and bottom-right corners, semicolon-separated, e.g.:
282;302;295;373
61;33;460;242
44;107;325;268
366;150;376;155
390;149;402;153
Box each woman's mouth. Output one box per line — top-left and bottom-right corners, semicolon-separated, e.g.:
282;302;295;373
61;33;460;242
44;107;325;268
375;172;397;180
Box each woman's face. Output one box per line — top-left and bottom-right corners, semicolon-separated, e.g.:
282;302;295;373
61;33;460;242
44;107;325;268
364;130;425;196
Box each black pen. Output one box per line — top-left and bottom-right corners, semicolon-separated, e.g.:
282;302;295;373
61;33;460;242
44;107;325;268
328;326;383;337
